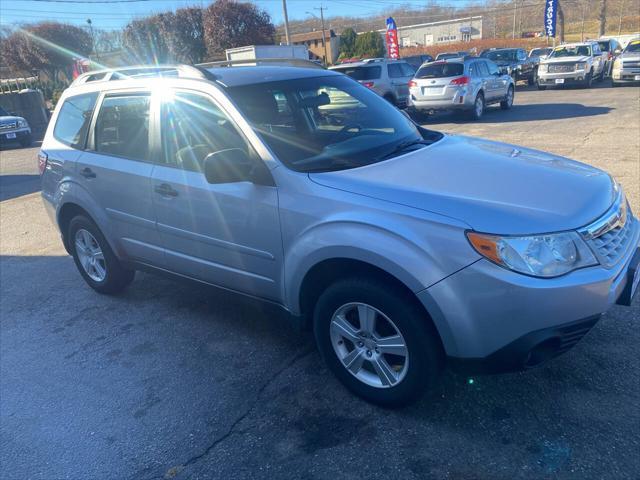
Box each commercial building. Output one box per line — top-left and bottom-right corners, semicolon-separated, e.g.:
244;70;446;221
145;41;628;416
378;16;483;48
290;29;340;64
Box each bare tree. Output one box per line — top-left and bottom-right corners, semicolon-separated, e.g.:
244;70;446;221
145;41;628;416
599;0;607;36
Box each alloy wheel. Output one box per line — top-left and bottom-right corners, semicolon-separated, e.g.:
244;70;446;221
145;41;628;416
75;229;107;282
329;302;409;388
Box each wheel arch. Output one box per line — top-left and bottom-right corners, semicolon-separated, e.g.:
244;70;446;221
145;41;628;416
297;257;444;351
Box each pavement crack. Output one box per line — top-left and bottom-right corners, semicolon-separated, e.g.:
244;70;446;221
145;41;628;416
161;346;314;479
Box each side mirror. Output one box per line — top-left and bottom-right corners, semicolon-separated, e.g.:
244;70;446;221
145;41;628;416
203;148;272;185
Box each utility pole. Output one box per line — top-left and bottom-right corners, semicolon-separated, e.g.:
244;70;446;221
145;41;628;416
512;0;517;39
598;0;607;37
282;0;291;45
86;18;95;61
315;5;329;66
580;1;586;42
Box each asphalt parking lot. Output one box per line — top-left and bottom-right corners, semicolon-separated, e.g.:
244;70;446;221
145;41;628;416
1;82;639;480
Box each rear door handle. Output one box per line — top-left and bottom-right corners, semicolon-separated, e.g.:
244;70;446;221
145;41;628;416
154;183;178;197
80;167;96;179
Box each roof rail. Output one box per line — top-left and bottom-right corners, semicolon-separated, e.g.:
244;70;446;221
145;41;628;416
70;64;208;87
196;57;325;69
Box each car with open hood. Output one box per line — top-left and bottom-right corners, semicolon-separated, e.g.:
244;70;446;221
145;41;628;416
39;62;639;406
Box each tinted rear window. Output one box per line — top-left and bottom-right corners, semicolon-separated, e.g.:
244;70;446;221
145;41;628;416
416;63;464;78
53;92;98;149
333;66;382;80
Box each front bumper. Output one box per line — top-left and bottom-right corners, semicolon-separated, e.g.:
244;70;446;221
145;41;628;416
0;128;31;144
611;68;640;83
538;70;589;85
418;217;640;372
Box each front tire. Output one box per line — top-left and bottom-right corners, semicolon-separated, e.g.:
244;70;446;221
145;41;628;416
582;71;593;88
500;86;514;110
467;92;485;120
313;277;443;407
69;215;135;294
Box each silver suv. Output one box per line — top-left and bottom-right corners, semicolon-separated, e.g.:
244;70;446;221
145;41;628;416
41;64;640;406
329;59;415;107
408;58;515;120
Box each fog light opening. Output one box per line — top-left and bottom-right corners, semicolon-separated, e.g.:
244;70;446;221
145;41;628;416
524;338;561;368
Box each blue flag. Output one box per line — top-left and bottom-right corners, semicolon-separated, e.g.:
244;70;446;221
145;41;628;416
544;0;558;37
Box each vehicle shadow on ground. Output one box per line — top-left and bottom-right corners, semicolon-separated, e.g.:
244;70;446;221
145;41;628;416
0;174;41;201
422;103;613;125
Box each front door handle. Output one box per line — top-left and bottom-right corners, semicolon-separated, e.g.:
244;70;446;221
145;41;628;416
80;167;96;179
154;183;178;197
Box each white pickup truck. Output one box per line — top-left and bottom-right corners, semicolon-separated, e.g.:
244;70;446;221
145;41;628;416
537;42;606;89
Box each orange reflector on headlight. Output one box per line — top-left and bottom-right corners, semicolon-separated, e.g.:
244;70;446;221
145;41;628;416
466;232;501;264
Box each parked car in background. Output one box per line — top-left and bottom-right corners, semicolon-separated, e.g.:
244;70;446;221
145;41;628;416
611;39;640;86
435;52;462;61
596;38;623;76
408;57;515;120
41;63;640;406
403;54;434;70
537;42;606;89
529;47;553;61
329;58;415;107
480;48;537;85
0;106;32;148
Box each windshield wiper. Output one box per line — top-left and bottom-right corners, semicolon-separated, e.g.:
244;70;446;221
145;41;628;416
379;139;430;161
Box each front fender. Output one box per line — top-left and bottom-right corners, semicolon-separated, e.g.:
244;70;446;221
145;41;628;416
283;219;478;315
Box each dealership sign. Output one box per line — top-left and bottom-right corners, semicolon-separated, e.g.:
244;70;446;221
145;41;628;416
544;0;558;37
386;17;399;59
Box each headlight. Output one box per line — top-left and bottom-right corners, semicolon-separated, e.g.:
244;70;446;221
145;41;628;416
467;231;598;278
576;62;587;70
613;58;622;68
17;119;28;128
538;64;548;73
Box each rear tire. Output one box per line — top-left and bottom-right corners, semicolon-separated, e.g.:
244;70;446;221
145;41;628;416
527;74;535;86
383;93;396;106
313;277;443;407
69;215;135;294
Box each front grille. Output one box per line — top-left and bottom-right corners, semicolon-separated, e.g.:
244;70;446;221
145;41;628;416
0;122;17;131
548;63;575;73
589;215;634;266
622;60;640;69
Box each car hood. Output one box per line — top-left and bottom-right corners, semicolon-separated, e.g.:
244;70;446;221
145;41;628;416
0;116;26;124
620;52;640;60
309;135;615;235
543;55;591;64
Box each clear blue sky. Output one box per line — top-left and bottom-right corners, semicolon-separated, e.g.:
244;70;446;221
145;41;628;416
0;0;447;32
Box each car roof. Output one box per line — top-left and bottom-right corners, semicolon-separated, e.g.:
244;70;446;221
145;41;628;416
207;66;337;87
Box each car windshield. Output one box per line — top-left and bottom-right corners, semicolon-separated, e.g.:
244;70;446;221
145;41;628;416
0;106;9;116
550;45;592;57
482;50;517;61
226;75;440;173
624;41;640;53
530;48;551;57
436;53;458;60
331;65;381;81
415;62;464;78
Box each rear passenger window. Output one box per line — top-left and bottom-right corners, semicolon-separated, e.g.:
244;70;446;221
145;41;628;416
94;94;150;161
400;63;415;77
53;92;98;149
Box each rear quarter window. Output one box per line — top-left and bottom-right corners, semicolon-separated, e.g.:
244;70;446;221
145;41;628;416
416;63;464;78
53;92;98;149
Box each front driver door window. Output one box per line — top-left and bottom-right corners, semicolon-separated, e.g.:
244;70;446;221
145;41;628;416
151;90;283;299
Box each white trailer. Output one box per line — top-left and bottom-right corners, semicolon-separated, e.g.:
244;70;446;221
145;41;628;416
225;45;309;64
